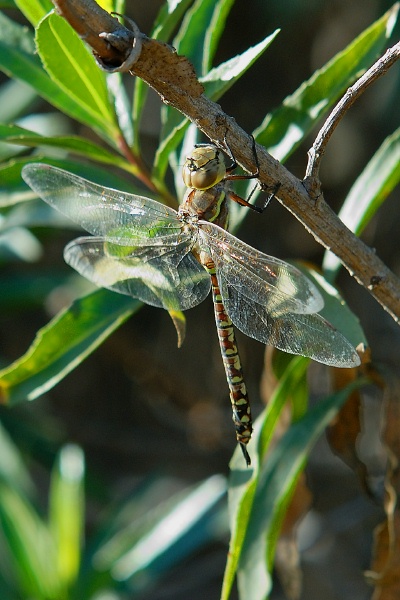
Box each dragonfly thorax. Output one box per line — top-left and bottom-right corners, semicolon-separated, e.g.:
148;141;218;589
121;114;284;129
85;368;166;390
179;185;229;229
182;144;226;190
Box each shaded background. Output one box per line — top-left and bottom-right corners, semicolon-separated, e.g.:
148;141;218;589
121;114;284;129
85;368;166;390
0;0;399;598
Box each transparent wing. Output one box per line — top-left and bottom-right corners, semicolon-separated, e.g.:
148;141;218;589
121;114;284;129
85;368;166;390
218;285;360;367
64;237;211;311
199;222;324;314
22;163;184;246
199;223;359;367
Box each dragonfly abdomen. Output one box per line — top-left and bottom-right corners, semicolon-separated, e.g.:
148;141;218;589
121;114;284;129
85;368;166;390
207;266;253;466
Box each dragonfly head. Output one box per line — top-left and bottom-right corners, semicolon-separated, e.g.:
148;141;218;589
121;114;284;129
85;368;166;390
182;144;226;190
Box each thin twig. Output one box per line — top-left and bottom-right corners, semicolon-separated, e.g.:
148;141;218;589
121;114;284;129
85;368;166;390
306;41;400;181
51;0;400;325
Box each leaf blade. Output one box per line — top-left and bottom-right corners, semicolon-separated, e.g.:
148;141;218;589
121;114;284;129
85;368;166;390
36;12;117;138
253;5;399;161
0;289;140;405
323;128;400;279
236;379;366;600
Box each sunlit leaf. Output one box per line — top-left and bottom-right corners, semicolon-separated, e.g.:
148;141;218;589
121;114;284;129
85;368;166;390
0;290;140;405
36;12;117;139
14;0;53;26
323;128;400;280
221;357;310;600
236;379;366;600
49;444;85;587
154;30;278;182
132;0;194;151
96;475;226;588
0;13;114;137
0;483;61;598
253;5;399;162
1;124;127;168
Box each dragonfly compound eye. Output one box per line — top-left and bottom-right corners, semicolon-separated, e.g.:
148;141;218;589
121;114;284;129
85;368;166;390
182;145;226;190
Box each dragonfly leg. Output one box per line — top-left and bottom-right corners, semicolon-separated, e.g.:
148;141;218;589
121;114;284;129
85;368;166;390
223;133;260;180
207;267;253;466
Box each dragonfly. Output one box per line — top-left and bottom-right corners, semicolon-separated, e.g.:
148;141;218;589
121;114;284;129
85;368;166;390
22;142;360;466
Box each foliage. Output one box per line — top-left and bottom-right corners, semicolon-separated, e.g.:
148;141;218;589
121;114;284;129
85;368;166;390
0;432;227;599
0;0;398;599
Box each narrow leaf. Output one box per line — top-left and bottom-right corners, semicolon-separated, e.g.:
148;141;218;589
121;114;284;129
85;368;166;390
152;0;194;42
108;476;226;584
253;5;399;161
173;0;218;76
201;30;279;102
323;128;400;279
154;31;278;182
2;130;127;168
14;0;53;26
49;444;85;588
202;0;235;73
132;0;193;149
0;13;112;136
0;483;60;598
222;357;310;600
0;290;140;405
237;379;366;600
36;12;117;138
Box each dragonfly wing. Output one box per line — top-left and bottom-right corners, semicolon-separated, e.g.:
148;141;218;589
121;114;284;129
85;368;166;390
198;223;359;367
65;236;211;311
199;222;324;314
217;283;360;367
22;163;182;245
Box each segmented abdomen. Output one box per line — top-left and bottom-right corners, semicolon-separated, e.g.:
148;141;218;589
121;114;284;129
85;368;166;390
205;262;253;465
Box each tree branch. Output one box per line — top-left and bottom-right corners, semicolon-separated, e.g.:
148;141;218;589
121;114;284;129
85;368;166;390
52;0;400;324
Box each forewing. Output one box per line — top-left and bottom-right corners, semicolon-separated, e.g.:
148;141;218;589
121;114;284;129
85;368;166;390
218;285;360;367
64;236;211;311
199;222;324;314
22;163;183;246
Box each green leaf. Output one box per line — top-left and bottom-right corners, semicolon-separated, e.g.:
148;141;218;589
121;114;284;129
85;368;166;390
0;421;33;496
323;128;400;280
36;12;117;139
0;483;60;598
0;13;114;137
0;157;144;207
49;444;85;589
0;123;127;167
14;0;53;26
201;30;279;102
221;357;309;600
132;0;194;150
0;289;140;405
235;378;366;600
152;0;195;42
253;4;399;161
0;79;38;123
95;475;226;587
202;0;235;73
107;72;134;147
173;0;220;77
152;0;236;179
295;263;367;350
153;30;279;182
